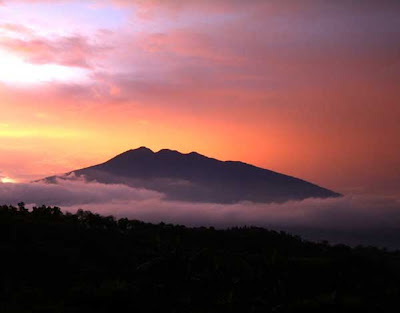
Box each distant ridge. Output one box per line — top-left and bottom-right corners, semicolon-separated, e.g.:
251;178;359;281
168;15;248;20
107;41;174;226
42;147;341;203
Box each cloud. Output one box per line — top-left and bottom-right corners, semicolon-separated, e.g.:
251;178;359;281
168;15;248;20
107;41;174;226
1;179;400;248
0;33;110;69
112;0;400;18
0;178;162;206
0;23;33;35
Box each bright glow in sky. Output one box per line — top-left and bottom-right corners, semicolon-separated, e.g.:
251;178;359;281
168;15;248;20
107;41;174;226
0;50;89;84
0;0;399;196
1;177;17;183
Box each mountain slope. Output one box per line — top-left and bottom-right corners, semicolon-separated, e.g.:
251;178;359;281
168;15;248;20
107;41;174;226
43;147;341;203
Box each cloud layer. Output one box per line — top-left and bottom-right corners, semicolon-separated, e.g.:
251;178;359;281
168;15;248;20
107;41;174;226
1;179;400;248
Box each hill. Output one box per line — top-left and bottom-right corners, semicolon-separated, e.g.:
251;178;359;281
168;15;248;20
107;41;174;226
43;147;340;203
1;203;399;312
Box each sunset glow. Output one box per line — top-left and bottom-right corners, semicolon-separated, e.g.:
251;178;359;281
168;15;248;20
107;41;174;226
0;50;88;84
2;2;400;307
1;177;17;183
0;0;399;196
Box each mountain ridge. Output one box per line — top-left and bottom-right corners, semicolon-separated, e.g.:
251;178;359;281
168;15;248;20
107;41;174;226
42;147;341;204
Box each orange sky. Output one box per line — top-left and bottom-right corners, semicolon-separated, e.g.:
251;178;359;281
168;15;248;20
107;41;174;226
0;0;399;196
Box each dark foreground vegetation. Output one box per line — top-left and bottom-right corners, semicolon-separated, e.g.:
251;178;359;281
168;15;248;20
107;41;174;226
1;204;400;312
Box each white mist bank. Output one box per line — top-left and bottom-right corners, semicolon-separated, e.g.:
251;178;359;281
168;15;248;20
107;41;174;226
1;179;400;247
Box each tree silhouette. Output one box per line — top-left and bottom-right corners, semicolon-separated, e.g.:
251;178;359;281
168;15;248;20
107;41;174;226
0;203;399;312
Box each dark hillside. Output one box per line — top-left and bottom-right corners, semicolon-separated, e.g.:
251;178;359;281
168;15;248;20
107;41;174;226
1;203;399;312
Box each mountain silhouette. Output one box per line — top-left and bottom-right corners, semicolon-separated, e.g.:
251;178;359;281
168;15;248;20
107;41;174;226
43;147;341;203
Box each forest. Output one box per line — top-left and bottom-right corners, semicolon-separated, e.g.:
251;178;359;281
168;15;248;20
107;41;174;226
1;203;400;312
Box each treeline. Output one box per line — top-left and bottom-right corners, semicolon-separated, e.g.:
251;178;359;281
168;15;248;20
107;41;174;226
1;203;400;312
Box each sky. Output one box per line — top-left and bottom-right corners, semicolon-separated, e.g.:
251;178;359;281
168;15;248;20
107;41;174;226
0;0;399;197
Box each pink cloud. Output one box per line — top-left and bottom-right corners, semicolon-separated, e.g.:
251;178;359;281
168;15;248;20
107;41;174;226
0;34;110;69
0;23;33;34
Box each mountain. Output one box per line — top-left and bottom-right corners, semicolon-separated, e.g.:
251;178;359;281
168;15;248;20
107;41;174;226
43;147;341;203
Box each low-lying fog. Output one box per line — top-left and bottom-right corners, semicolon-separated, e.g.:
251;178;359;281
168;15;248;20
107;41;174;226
1;178;400;248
